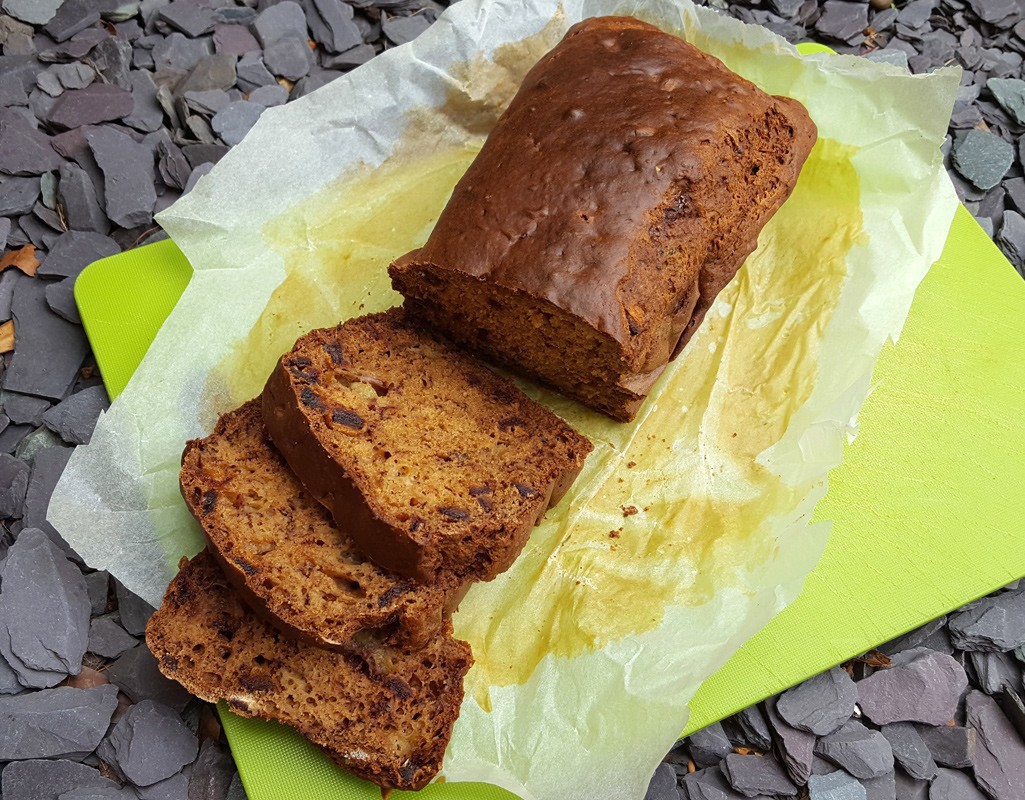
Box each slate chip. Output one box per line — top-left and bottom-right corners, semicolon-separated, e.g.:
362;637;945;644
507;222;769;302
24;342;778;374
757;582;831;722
808;770;866;800
0;527;90;688
0;111;65;176
966;0;1020;25
0;175;42;216
729;705;773;751
949;587;1025;652
105;643;194;713
5;272;89;399
929;768;988;800
0;216;10;251
97;699;199;786
382;12;432;45
89;36;132;90
157;139;192;190
951;130;1015;192
226;773;248;800
177;54;237;95
211;100;264;147
0;682;118;759
41;385;109;445
135;773;189;800
2;391;52;426
264;36;313;81
858;648;968;726
305;0;362;54
815;0;869;42
45;279;81;324
87;126;157;229
644;761;682;800
987;78;1025;125
967;649;1022;694
778;667;858;735
159;0;215;38
123;69;164;133
254;0;309;47
114;579;157;636
323;43;376;70
247;83;288;107
43;0;104;42
48;84;134;130
765;696;817;785
87;615;137;659
0;758;121;800
152;32;212;72
57;161;108;234
965;690;1025;800
688;722;734;769
0;452;31;518
235;52;277;91
212;23;260;55
894;769;930;800
915;725;976;768
680;765;743;800
815;720;895;780
881;723;938;781
722;752;798;797
84;569;109;615
38;230;119;279
22;445;76;555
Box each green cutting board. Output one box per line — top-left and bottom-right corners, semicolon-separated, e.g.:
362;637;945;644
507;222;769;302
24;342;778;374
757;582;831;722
74;202;1025;800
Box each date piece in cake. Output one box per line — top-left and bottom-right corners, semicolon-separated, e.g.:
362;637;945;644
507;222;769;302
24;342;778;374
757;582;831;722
146;550;472;791
180;400;467;651
390;16;818;421
261;308;592;583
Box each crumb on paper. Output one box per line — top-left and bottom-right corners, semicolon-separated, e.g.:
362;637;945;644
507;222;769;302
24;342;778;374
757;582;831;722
622;505;639;517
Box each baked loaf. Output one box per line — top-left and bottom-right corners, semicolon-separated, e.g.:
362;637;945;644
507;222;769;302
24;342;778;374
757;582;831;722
180;400;467;650
262;308;592;583
146;550;472;791
390;16;818;421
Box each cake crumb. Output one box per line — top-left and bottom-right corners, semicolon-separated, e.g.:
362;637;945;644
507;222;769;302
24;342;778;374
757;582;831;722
609;529;621;538
621;505;639;517
627;460;637;468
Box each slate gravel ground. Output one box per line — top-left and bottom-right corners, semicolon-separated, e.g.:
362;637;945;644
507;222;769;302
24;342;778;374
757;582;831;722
0;0;1022;798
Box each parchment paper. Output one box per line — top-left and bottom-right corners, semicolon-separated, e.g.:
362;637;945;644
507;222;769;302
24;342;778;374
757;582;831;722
49;1;960;798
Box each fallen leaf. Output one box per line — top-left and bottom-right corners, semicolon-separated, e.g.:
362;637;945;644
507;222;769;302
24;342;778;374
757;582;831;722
0;320;14;354
0;244;40;276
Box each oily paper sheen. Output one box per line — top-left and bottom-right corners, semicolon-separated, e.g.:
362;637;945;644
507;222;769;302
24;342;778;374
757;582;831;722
49;1;959;798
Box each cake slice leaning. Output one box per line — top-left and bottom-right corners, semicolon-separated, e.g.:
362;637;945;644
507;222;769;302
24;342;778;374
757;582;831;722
180;399;467;651
261;308;593;583
146;550;472;791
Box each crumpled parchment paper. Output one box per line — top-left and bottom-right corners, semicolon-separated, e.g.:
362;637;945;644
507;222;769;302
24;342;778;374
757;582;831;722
49;1;960;797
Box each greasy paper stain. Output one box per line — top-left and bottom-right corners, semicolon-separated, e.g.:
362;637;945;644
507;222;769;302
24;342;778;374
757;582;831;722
453;137;863;709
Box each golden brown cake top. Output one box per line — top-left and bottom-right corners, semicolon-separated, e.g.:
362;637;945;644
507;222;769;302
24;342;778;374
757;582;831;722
404;15;816;346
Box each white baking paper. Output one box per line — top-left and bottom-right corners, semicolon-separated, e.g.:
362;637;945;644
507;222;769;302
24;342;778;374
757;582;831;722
49;1;960;798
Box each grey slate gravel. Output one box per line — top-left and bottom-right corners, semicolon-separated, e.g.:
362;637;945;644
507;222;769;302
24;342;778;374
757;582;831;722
0;111;64;176
57;161;109;234
645;761;683;800
814;720;895;780
114;578;157;636
41;385;109;445
778;667;858;735
48;83;134;129
0;682;118;759
915;725;976;769
382;12;432;45
997;211;1025;274
0;175;42;216
965;690;1025;800
1;758;121;800
688;721;734;769
105;643;191;712
881;723;938;781
88;126;158;229
857;649;968;726
45;278;82;324
809;770;867;800
87;615;138;658
928;768;988;800
0;452;31;518
722;752;798;797
0;527;89;688
97;699;199;786
951;130;1016;192
137;773;190;800
264;36;313;81
766;696;817;785
210;100;263;147
84;569;109;615
949;588;1025;652
253;1;308;47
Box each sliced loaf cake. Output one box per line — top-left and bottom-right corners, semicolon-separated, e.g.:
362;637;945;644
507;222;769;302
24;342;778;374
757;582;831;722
261;308;593;583
180;400;467;650
146;550;472;791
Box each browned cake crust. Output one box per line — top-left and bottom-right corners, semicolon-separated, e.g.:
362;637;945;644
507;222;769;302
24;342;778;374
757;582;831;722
146;551;472;791
261;308;592;583
390;16;818;421
180;400;468;650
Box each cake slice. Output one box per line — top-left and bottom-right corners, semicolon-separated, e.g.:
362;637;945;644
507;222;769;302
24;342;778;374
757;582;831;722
180;400;467;650
261;308;592;583
389;16;817;421
146;550;472;791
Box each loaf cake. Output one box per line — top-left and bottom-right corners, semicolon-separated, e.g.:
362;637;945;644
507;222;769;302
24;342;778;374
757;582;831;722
146;550;472;791
261;308;592;583
180;400;467;650
390;16;818;421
